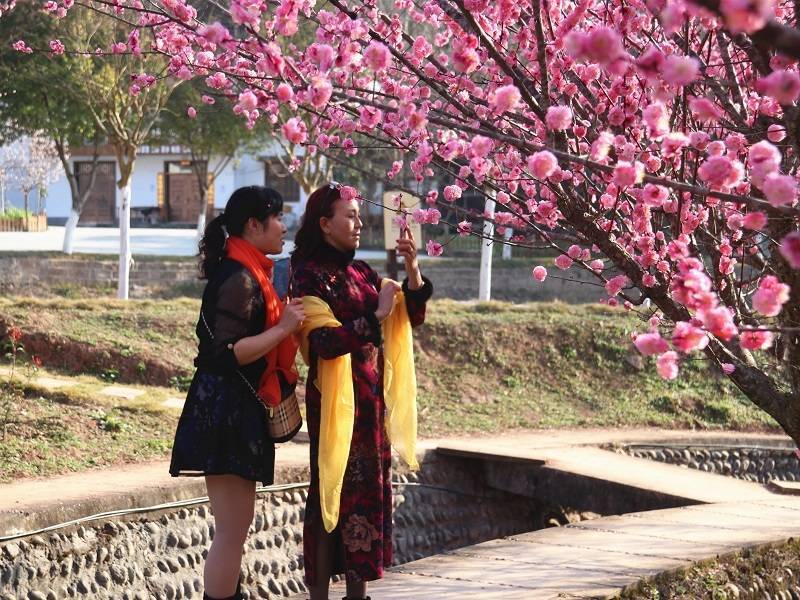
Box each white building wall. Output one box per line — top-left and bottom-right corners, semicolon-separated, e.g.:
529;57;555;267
2;143;304;223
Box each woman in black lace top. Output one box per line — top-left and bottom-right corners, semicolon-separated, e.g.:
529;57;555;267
170;186;304;600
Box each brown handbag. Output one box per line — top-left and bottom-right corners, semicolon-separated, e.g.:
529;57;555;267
201;311;302;443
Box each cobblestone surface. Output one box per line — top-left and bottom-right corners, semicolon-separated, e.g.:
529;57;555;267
0;452;537;599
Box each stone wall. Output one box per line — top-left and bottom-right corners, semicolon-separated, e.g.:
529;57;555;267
614;443;800;484
0;256;199;295
0;451;538;599
0;255;601;303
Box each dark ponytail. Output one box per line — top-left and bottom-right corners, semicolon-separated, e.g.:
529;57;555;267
290;184;340;269
199;185;284;279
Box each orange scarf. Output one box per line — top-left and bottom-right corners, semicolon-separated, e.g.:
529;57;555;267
226;236;298;407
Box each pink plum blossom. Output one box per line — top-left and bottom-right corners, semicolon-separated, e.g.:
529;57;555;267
757;70;800;104
605;274;629;297
743;212;768;230
779;232;800;268
698;306;738;341
443;185;462;202
527;151;558;179
339;186;358;201
554;254;573;270
612;161;643;187
762;173;797;207
276;83;294;103
49;39;65;55
672;321;709;352
363;41;391;72
720;0;773;33
740;329;774;351
426;240;443;257
634;332;669;356
698;156;743;189
721;363;736;375
545;106;573;131
752;275;790;316
532;266;547;281
12;40;33;54
656;351;680;380
281;117;307;144
490;84;521;113
661;55;699;86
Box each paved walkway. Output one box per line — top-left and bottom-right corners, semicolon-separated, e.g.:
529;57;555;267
303;430;794;599
0;226;409;260
311;498;800;599
2;428;795;596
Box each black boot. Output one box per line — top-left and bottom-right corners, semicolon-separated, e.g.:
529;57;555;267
204;580;243;600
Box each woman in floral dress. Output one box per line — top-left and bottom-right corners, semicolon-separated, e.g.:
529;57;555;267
290;183;432;600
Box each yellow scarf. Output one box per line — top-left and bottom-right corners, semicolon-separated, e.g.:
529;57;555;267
299;280;419;533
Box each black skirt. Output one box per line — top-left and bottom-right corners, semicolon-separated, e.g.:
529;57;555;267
169;371;275;486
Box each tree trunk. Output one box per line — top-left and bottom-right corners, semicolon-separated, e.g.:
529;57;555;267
58;137;99;254
116;150;135;300
502;228;513;260
118;179;132;299
479;190;495;301
196;182;208;245
62;210;80;254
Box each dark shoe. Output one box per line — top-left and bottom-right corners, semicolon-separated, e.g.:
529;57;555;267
342;597;371;600
204;581;243;600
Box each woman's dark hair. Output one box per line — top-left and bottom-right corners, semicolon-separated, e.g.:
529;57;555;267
290;184;341;269
199;185;284;279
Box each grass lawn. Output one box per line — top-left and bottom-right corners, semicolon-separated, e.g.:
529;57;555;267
0;296;780;481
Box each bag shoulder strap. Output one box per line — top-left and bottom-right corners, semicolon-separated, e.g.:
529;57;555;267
200;310;267;410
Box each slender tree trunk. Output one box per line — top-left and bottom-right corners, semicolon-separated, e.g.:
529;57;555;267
479;189;495;301
502;227;513;260
118;178;132;299
117;149;135;300
196;186;208;244
63;210;80;254
57;137;99;254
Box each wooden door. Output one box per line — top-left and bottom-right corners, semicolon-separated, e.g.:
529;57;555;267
76;161;116;225
165;161;206;223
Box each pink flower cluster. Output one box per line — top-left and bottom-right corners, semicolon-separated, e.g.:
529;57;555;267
752;275;790;317
12;40;33;54
545;106;572;131
779;232;800;268
527;151;558;180
490;85;521;114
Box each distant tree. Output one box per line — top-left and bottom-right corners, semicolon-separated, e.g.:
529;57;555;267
153;81;267;236
0;2;104;251
3;1;177;297
3;133;60;219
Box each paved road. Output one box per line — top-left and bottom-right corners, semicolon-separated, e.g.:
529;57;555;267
0;226;409;261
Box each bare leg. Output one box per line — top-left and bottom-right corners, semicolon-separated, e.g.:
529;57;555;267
204;475;256;598
308;518;335;600
345;576;367;599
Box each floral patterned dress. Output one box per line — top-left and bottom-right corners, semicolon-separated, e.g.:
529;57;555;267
290;242;432;584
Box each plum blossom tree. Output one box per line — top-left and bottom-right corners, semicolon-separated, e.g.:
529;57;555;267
3;132;60;219
10;0;800;440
